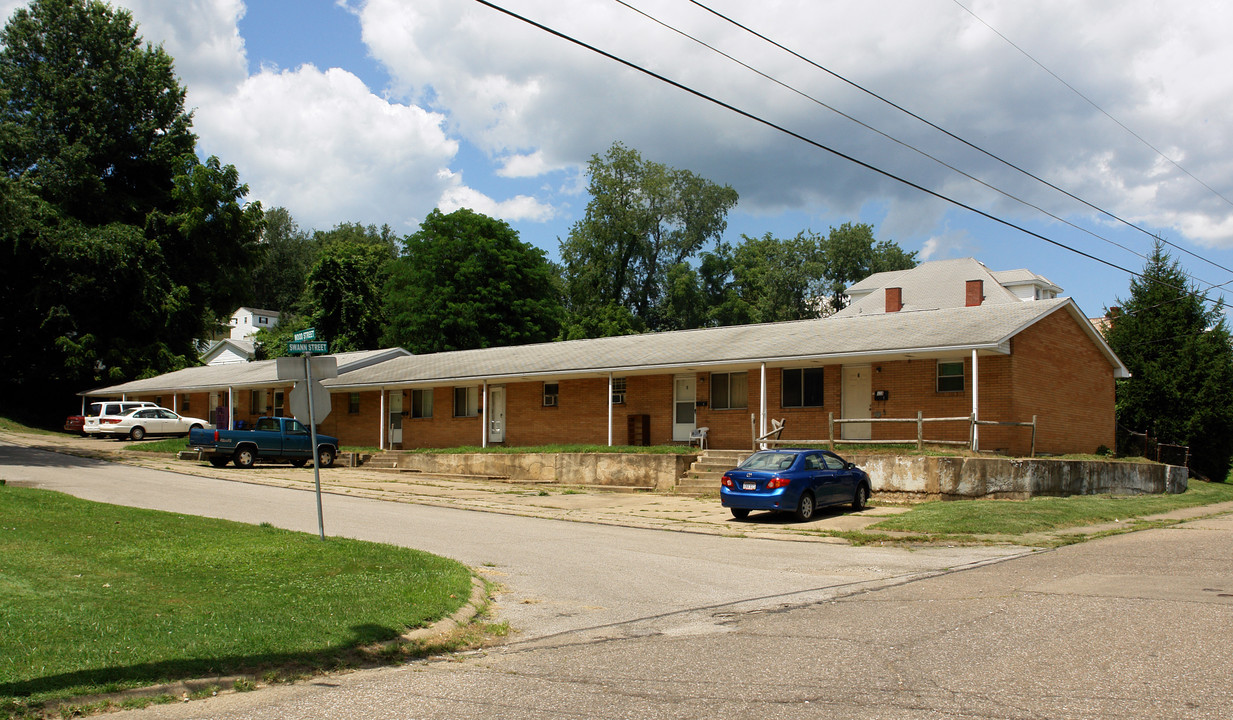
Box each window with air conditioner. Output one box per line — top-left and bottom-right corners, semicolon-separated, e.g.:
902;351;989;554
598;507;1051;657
543;383;559;407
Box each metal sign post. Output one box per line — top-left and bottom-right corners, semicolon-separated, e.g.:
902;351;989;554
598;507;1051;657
305;351;325;540
282;329;330;541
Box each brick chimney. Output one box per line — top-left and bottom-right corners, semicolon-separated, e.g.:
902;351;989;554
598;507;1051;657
965;279;984;307
885;287;903;313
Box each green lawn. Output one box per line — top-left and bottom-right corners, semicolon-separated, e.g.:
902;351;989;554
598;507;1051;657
0;486;474;715
868;479;1233;537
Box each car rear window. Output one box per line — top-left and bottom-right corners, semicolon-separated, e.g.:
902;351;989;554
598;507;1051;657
740;452;797;470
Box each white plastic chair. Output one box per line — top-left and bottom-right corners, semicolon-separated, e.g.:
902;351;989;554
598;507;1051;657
689;427;709;450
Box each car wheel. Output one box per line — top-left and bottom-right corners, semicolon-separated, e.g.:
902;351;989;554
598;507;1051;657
317;447;335;468
233;448;255;469
188;424;202;435
208;457;229;468
290;459;307;468
730;508;751;520
794;492;815;522
129;426;146;441
851;484;870;512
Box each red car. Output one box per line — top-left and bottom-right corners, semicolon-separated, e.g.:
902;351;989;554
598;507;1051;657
64;415;85;435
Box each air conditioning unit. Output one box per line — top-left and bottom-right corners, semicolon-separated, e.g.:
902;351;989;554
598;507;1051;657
543;396;557;407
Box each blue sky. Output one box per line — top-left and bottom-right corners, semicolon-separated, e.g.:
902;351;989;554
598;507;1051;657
7;0;1233;318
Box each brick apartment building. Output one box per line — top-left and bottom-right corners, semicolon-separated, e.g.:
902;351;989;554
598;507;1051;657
84;259;1128;456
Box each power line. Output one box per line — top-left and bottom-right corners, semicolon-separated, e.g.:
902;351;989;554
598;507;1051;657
608;0;1227;296
950;0;1233;211
685;0;1233;282
467;0;1231;312
470;0;1139;278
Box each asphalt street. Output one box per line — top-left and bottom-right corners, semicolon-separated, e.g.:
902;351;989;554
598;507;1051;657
4;440;1231;718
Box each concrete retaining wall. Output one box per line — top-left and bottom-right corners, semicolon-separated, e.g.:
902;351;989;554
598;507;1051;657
382;451;1186;498
848;454;1188;499
386;452;695;492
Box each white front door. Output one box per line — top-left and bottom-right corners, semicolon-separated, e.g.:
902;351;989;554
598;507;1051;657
672;374;696;442
388;391;403;447
488;386;506;443
841;365;872;440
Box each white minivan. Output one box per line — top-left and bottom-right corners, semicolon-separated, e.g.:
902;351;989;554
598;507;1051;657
82;401;159;437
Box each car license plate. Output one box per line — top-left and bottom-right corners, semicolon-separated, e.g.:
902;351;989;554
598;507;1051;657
742;482;757;490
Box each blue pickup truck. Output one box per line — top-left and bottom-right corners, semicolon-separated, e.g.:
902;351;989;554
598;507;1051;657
188;416;339;469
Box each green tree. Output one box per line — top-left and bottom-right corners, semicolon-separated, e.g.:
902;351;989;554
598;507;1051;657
0;0;194;225
0;0;262;422
312;221;400;257
559;142;738;335
249;207;315;313
1105;242;1233;480
704;232;828;326
305;240;394;352
820;222;917;311
382;208;564;353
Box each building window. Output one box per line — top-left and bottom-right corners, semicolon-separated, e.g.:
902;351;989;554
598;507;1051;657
454;386;479;417
937;361;965;392
411;389;433;419
543;383;559;407
782;367;825;407
711;372;748;410
181;394;190;413
250;389;268;414
273;390;285;417
348;393;361;414
611;377;627;405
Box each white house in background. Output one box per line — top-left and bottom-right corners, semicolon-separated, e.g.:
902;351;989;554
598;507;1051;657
200;308;281;366
230;307;280;340
839;258;1061;315
201;338;256;366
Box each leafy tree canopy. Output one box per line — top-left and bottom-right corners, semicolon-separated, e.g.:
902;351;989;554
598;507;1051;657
1105;241;1233;480
820;222;918;311
383;208;564;353
249;207;315;314
0;0;262;421
306;240;394;353
560;142;738;335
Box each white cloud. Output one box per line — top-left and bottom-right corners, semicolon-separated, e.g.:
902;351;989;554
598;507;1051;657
351;0;1233;247
436;171;556;222
192;64;459;232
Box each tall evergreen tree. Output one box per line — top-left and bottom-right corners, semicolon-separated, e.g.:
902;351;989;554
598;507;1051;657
1105;242;1233;480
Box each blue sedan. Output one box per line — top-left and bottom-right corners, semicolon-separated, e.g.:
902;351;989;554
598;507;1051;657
721;449;872;521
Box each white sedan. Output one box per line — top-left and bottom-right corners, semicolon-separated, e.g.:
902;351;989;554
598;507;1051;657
100;407;212;441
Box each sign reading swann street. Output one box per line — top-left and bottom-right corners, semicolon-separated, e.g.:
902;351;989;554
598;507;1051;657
293;328;317;342
286;340;328;355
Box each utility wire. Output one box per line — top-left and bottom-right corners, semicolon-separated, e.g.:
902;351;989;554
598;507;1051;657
470;0;1141;279
609;0;1226;296
468;0;1229;311
686;0;1233;281
950;0;1233;211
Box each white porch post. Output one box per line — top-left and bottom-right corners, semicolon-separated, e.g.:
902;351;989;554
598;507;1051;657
379;387;386;450
482;380;489;449
759;363;767;438
971;350;979;452
607;373;614;447
172;394;178;412
227;386;234;430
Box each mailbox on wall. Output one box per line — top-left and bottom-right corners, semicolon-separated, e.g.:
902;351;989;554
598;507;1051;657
873;390;889;401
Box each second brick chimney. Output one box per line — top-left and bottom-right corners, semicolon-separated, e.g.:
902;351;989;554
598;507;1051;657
885;287;903;313
965;279;984;307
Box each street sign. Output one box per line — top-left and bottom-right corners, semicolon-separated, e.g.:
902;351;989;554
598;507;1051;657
289;379;331;422
294;328;317;342
276;356;338;380
287;340;328;355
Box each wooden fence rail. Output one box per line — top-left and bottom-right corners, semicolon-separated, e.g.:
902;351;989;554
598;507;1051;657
750;412;1038;456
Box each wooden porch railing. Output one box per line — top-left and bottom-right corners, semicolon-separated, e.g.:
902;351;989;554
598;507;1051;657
750;412;1038;456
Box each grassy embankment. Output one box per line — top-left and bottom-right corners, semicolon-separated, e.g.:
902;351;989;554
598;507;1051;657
0;486;484;718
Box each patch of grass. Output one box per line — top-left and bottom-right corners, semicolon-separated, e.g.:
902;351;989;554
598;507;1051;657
0;417;58;436
870;479;1233;536
0;486;474;714
124;437;191;453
